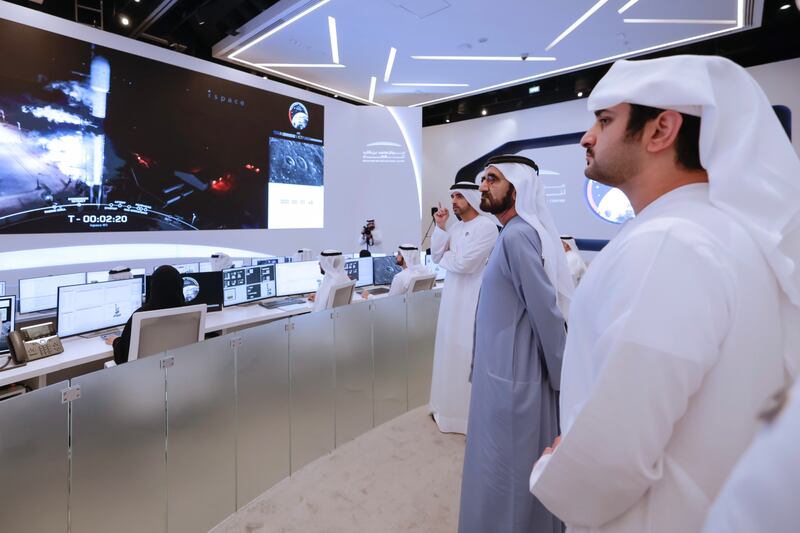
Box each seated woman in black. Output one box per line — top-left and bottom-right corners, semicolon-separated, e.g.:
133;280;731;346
105;265;184;364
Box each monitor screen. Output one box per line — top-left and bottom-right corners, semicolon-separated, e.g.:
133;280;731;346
252;257;284;266
372;256;402;286
275;261;323;297
145;271;223;312
0;17;325;235
0;281;5;296
222;265;276;307
87;268;146;283
425;255;447;281
19;272;87;314
344;257;374;288
173;262;200;274
0;296;15;354
57;278;143;337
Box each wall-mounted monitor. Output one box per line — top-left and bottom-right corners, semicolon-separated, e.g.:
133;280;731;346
275;261;323;297
57;278;143;337
222;265;276;307
19;272;87;314
0;16;324;234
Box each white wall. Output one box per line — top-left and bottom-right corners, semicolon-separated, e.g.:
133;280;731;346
422;58;800;243
0;2;421;274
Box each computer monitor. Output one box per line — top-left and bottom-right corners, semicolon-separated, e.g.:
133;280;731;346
19;272;87;314
275;261;323;297
173;262;200;274
344;257;374;288
198;261;212;272
372;256;402;286
145;272;223;312
198;259;247;272
253;257;280;266
222;265;277;307
0;281;5;296
87;268;146;283
56;278;144;337
0;296;15;354
425;255;447;281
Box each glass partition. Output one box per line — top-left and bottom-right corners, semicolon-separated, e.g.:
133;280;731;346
333;301;374;446
166;335;236;533
0;382;69;533
70;357;167;533
371;295;408;425
235;320;291;508
289;311;335;472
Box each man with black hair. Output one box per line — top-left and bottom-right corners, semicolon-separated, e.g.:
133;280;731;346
530;56;800;533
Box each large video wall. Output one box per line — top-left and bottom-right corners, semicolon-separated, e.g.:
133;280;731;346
0;17;324;234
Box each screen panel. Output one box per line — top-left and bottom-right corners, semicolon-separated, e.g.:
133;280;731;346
222;265;276;306
0;17;324;234
57;278;143;336
275;261;323;297
0;296;14;354
19;272;87;314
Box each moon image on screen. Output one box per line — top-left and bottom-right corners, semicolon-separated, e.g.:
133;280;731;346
182;277;200;302
289;102;309;130
586;179;634;224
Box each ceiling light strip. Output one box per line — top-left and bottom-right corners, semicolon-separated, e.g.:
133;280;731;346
412;21;743;108
411;55;556;61
617;0;640;14
230;56;381;106
545;0;612;51
392;83;469;87
368;76;377;102
229;0;331;59
623;18;737;24
255;63;346;68
383;47;397;82
328;16;339;64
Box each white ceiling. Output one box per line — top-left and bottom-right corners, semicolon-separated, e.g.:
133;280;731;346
213;0;761;107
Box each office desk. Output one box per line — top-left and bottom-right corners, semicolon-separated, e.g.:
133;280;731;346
0;285;414;390
0;300;316;388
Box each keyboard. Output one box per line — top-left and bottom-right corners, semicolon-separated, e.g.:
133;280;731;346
81;326;123;339
367;287;390;296
260;297;308;309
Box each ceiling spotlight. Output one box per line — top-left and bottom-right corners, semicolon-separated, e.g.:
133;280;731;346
481;109;488;116
119;15;130;26
779;3;791;9
577;91;584;97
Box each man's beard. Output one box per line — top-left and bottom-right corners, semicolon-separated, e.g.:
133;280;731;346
480;187;514;215
583;145;637;188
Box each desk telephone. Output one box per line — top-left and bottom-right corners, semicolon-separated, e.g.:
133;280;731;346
8;322;64;364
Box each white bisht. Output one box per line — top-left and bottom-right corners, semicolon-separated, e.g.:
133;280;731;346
312;250;350;312
429;181;499;434
529;55;800;533
387;244;430;296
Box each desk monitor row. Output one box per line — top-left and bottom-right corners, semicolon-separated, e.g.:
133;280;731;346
1;296;15;354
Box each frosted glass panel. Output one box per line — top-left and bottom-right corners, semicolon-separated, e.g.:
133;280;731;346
289;311;335;472
236;320;290;508
372;295;408;425
166;335;236;533
0;382;69;533
407;291;440;409
333;301;374;446
71;357;167;533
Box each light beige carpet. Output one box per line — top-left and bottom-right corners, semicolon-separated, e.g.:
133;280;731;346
211;407;466;533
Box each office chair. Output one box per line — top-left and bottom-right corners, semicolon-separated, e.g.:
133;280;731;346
407;273;436;294
326;279;357;309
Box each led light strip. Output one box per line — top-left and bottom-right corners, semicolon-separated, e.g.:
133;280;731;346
545;0;612;51
328;16;339;64
617;0;641;14
255;63;346;68
411;55;556;61
384;47;397;82
623;18;737;24
368;76;377;102
392;82;469;87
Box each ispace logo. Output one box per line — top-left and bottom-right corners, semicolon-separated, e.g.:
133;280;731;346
288;102;309;130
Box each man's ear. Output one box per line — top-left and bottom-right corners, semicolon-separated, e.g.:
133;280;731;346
646;109;683;155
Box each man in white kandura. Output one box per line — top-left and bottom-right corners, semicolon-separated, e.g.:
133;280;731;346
529;55;800;533
428;181;499;434
702;381;800;533
387;244;429;296
308;250;350;312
